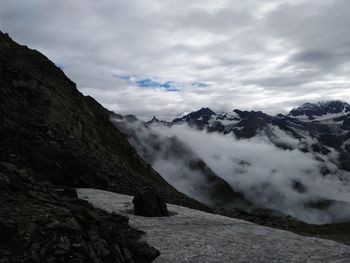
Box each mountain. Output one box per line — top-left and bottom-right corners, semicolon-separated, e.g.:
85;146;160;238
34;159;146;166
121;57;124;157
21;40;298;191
146;115;171;126
159;103;350;173
172;107;216;129
0;31;211;262
143;102;350;224
289;101;350;120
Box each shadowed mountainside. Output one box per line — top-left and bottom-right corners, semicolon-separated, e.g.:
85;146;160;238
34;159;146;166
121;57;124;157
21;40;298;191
0;31;209;262
0;31;211;206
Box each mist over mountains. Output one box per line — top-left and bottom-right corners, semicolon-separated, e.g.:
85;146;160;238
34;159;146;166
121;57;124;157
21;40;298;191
114;101;350;224
3;0;350;258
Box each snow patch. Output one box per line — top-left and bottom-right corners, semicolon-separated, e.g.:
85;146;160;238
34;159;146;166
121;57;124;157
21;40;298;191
77;188;350;263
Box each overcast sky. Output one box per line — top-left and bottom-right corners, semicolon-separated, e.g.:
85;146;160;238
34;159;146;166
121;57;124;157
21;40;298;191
1;0;350;120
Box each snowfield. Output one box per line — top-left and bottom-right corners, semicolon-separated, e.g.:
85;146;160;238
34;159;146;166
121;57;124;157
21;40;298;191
77;188;350;263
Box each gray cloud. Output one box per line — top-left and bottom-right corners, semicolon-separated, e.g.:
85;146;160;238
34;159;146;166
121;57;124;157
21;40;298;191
292;50;335;64
1;0;350;119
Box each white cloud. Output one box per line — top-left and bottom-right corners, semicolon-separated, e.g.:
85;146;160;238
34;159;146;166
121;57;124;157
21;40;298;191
1;0;350;119
151;124;350;224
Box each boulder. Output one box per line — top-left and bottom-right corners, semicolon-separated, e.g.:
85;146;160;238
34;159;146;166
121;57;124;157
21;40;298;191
133;189;169;217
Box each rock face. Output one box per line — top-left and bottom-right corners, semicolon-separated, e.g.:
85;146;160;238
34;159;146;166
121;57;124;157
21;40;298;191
0;162;160;262
133;189;169;217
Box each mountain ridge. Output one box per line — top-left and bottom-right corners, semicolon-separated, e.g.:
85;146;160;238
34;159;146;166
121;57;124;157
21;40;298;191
149;100;350;124
290;101;350;119
150;101;350;172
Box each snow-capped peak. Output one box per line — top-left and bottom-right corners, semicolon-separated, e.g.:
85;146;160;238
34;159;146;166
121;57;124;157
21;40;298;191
289;101;350;120
173;107;216;123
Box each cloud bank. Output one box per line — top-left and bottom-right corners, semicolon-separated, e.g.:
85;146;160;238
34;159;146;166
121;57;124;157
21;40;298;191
118;118;350;224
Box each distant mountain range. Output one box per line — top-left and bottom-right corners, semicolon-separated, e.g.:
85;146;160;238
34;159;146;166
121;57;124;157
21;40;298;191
148;101;350;173
110;100;350;223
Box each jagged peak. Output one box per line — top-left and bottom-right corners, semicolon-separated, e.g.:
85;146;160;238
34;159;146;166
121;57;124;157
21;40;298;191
196;107;215;114
317;100;350;108
290;100;350;117
172;107;216;123
147;115;161;124
150;115;159;122
185;107;216;118
294;100;349;110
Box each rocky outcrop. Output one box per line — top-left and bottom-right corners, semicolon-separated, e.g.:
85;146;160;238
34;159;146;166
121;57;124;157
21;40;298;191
0;162;159;262
133;189;169;217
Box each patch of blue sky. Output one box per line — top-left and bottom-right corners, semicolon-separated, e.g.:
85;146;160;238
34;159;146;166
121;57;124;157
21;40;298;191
136;78;161;88
160;81;172;89
192;82;208;88
160;81;179;91
117;75;181;91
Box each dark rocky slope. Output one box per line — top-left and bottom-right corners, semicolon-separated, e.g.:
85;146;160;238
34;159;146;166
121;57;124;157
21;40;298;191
0;31;208;262
0;31;210;207
0;163;159;262
1;32;166;195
